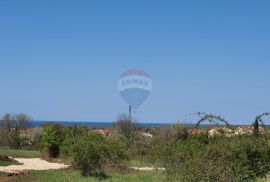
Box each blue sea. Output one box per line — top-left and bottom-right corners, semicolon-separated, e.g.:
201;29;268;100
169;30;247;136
31;121;174;128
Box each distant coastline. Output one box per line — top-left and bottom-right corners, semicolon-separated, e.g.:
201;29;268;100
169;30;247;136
31;121;259;128
31;120;174;128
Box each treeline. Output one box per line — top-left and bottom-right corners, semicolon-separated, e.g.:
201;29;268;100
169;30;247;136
0;113;33;149
1;112;270;181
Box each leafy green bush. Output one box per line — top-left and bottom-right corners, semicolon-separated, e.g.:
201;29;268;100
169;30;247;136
113;114;137;148
171;123;189;140
152;135;270;182
60;126;88;157
72;132;128;177
41;123;63;158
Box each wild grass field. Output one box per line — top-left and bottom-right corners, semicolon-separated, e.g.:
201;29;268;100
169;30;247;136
0;149;41;158
0;160;21;167
8;169;164;182
0;149;164;182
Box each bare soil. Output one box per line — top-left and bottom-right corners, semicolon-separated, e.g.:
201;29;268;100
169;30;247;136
0;158;70;173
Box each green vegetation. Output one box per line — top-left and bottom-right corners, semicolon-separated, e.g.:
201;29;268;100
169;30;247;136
72;132;128;176
128;160;154;168
0;160;21;166
2;112;270;182
9;169;164;182
159;137;270;182
0;171;6;176
41;123;89;158
113;114;137;148
0;113;32;149
253;113;270;137
257;178;270;182
0;149;41;158
41;123;64;158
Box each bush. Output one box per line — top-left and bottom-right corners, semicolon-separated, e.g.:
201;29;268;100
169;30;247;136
171;123;189;141
149;123;189;143
113;114;137;148
41;123;63;158
155;136;270;182
60;126;88;157
72;132;128;177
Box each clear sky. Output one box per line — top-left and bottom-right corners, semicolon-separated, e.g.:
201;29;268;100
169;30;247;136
0;1;270;124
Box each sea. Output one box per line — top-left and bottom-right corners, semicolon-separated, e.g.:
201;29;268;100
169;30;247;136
31;121;175;128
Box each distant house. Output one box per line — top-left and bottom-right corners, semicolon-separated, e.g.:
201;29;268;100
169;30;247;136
235;126;264;135
141;132;153;138
208;126;265;137
136;131;153;138
92;129;113;136
208;127;233;137
188;129;207;135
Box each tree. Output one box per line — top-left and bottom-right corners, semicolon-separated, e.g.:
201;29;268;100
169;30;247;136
60;126;89;156
171;123;189;141
72;132;128;177
253;112;270;137
41;123;63;158
0;113;32;149
0;113;31;132
113;114;137;148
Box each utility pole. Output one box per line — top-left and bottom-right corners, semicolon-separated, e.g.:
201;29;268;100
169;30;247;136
129;105;132;122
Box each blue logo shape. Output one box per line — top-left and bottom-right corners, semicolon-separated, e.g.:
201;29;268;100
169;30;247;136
118;69;152;109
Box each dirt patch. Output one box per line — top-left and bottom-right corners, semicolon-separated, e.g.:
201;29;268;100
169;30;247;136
0;158;70;173
130;167;165;171
7;170;30;177
43;157;63;164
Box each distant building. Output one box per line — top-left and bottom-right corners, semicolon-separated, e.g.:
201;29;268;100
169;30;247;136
235;126;264;135
207;126;265;137
92;129;113;136
208;127;233;137
141;132;153;138
136;131;153;138
188;129;207;135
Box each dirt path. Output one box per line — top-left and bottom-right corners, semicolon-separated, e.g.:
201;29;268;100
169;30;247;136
0;158;70;173
130;167;165;171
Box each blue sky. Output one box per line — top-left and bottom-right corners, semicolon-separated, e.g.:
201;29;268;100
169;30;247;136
0;1;270;124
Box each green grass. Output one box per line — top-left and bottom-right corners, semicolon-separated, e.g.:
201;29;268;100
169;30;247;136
0;171;7;176
0;160;21;166
257;179;269;182
0;149;41;158
257;176;270;182
9;169;165;182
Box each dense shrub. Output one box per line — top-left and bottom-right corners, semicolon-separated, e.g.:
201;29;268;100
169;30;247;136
129;134;153;164
113;114;137;148
72;132;128;177
171;123;189;141
149;124;189;143
159;136;270;182
41;123;63;158
60;126;88;156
